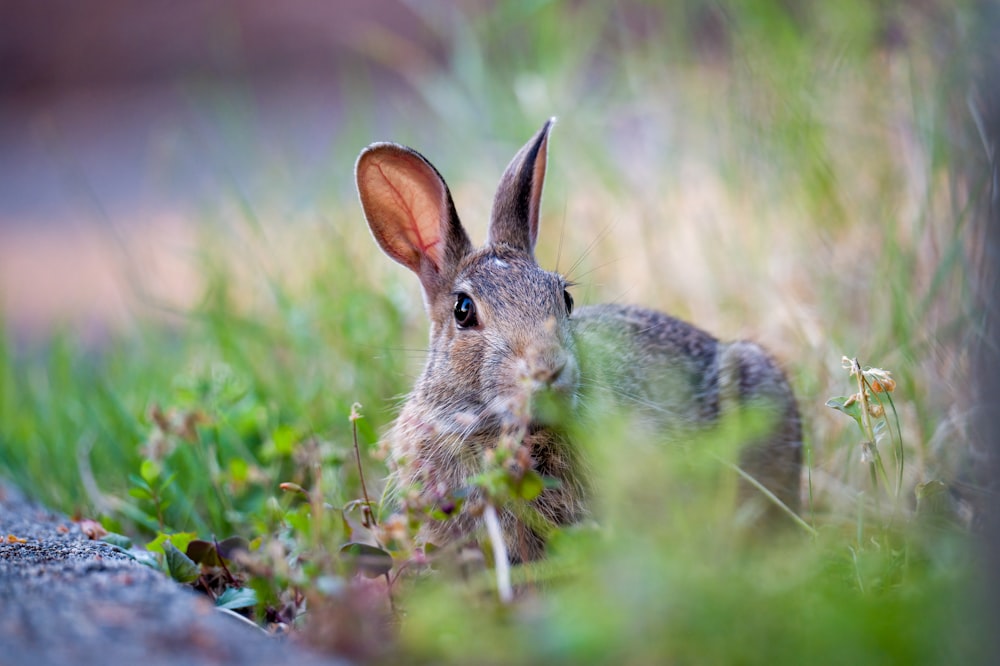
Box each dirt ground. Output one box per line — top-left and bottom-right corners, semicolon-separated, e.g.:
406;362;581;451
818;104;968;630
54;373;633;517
0;482;343;665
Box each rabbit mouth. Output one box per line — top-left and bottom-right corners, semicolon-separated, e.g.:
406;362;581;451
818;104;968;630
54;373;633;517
438;389;573;439
529;385;576;427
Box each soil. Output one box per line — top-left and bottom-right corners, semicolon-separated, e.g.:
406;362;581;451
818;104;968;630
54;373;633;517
0;482;342;666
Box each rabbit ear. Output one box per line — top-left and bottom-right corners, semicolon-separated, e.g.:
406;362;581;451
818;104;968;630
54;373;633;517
356;143;473;300
487;118;555;254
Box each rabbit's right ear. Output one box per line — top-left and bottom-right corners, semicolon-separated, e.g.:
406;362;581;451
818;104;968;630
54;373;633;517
356;143;473;301
487;118;554;254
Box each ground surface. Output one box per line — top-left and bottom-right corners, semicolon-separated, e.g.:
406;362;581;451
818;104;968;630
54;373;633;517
0;482;340;666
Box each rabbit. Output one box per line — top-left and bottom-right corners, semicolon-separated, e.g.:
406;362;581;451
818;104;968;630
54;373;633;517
355;119;802;563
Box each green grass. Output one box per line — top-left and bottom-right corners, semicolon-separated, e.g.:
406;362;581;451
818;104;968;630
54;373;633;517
0;1;991;662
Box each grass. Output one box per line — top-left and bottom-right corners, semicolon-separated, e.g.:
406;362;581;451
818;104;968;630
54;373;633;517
0;1;992;663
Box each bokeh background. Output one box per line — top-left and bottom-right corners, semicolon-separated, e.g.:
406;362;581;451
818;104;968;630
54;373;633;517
1;0;986;498
2;0;434;339
1;1;997;662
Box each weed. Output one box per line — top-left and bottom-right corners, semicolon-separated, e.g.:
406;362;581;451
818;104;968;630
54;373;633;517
827;357;904;506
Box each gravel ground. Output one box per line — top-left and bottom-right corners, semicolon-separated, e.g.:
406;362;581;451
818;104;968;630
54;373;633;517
0;483;342;666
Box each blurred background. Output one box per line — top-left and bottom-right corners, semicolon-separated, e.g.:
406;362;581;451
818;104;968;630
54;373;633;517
1;0;436;340
1;1;996;661
0;0;975;349
2;0;986;488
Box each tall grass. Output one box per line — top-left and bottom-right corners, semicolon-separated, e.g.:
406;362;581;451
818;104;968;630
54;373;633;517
0;1;990;662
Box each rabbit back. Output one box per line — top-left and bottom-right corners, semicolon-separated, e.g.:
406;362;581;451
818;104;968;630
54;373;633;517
573;303;803;516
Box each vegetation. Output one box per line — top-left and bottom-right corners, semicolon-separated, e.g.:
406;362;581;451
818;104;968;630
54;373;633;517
0;1;992;662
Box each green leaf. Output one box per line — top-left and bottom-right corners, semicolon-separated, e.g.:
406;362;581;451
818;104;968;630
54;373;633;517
285;505;312;536
163;540;201;584
140;459;161;485
146;531;197;555
100;532;133;549
216;586;258;610
130;549;162;570
542;476;563;490
469;468;510;499
145;533;169;553
340;542;393;578
128;487;153;501
228;458;249;483
825;396;863;430
428;489;466;521
271;425;299;457
128;474;152;493
516;469;545;501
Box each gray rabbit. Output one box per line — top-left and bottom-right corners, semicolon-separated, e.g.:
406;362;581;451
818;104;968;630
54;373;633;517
355;119;801;562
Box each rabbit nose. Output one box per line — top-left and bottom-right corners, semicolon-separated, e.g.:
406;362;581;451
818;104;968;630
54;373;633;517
537;358;565;384
541;354;577;395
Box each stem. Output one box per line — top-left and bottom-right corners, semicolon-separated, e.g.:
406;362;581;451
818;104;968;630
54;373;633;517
866;453;880;515
383;571;396;614
852;359;894;498
728;462;818;537
805;439;815;527
483;503;513;604
150;483;165;530
213;535;237;586
310;454;323;552
350;403;377;527
881;391;904;498
856;492;865;548
849;546;866;594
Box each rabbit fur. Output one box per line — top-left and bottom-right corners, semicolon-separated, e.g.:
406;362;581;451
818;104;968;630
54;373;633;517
355;119;802;562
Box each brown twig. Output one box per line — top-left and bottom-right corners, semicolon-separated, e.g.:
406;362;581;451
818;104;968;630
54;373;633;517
214;535;237;586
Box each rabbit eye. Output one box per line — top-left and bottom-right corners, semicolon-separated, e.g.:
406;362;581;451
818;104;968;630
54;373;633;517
563;289;574;315
454;293;478;328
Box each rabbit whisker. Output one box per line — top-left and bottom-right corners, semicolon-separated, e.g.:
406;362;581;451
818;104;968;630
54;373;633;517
564;220;618;282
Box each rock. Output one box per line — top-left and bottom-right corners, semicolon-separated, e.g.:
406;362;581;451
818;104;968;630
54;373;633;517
0;483;343;666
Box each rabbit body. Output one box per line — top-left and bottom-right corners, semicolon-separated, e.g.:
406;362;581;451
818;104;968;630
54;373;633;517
356;120;801;562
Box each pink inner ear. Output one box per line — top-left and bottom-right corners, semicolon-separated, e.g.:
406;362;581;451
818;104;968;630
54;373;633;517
362;150;447;274
528;132;548;247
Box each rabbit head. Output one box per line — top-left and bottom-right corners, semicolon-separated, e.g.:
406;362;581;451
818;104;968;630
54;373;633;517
356;119;578;437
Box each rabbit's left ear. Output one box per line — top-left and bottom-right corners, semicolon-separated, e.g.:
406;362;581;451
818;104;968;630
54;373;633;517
487;118;555;254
